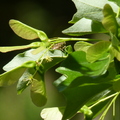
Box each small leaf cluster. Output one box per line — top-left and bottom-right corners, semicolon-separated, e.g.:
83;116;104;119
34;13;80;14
1;0;120;120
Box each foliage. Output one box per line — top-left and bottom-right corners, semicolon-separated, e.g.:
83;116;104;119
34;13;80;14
1;0;120;120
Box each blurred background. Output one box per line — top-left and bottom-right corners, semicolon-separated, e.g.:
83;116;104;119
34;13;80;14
0;0;76;120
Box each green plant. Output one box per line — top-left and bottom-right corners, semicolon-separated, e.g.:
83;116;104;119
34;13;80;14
1;0;120;120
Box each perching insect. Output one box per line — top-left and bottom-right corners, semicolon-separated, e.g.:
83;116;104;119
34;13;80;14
51;42;66;50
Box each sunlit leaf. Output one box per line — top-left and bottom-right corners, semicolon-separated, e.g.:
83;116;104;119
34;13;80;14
41;107;64;120
74;41;92;52
31;46;46;55
0;67;26;86
70;0;118;23
55;67;83;91
0;42;41;53
62;18;107;36
0;61;36;86
54;52;114;95
9;19;48;40
0;48;66;106
40;50;66;72
1;48;66;89
70;0;104;23
102;4;118;34
63;0;119;36
86;41;111;63
2;48;66;74
111;47;120;61
57;51;110;77
108;0;120;6
3;49;39;71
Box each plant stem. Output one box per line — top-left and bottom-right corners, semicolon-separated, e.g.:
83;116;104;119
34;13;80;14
49;37;102;43
89;92;118;109
113;98;115;120
99;92;120;120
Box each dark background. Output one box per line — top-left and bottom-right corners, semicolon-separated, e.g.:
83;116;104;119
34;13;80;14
0;0;76;120
0;0;76;73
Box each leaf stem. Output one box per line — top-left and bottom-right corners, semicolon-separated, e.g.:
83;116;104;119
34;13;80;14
99;92;120;120
49;37;102;43
89;92;119;109
113;99;115;120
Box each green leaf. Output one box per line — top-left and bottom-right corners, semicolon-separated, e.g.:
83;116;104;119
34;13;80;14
111;47;120;61
61;64;117;120
0;67;26;86
110;33;120;49
54;51;113;93
70;0;118;23
40;50;66;72
30;72;47;107
31;46;46;55
1;48;66;94
9;19;48;40
0;42;41;53
54;53;116;119
57;51;110;77
55;68;83;91
17;68;35;94
65;45;73;54
108;0;120;6
102;4;118;34
62;82;111;120
41;107;64;120
0;61;36;86
70;0;103;23
29;50;66;107
3;49;39;71
63;0;119;36
74;41;92;52
86;41;111;63
3;49;66;72
62;18;107;36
